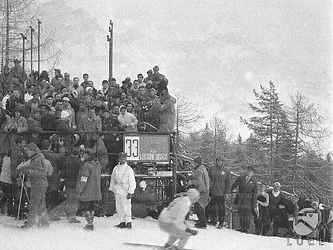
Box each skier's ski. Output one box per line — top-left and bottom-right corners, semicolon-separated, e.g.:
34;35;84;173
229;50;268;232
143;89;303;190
0;222;24;229
124;242;195;250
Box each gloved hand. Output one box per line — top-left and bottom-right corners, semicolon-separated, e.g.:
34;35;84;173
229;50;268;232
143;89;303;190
126;193;133;199
185;228;198;236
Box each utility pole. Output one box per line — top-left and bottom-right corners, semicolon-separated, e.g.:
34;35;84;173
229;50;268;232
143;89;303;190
29;26;35;74
214;117;217;160
173;104;179;197
1;24;4;72
5;0;10;66
107;20;113;82
21;33;27;103
37;19;41;74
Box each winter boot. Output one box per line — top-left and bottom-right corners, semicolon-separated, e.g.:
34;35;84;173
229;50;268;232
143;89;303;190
115;222;126;228
217;221;224;229
126;222;132;229
207;219;217;226
194;222;207;229
84;224;94;231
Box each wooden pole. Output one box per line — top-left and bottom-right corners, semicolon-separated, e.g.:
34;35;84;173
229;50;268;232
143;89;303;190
29;26;35;74
5;0;10;66
37;19;41;74
21;33;27;103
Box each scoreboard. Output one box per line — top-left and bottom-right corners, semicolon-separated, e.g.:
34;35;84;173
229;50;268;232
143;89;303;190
123;134;170;162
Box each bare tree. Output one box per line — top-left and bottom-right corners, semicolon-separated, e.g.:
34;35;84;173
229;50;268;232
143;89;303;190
286;92;331;194
0;0;61;70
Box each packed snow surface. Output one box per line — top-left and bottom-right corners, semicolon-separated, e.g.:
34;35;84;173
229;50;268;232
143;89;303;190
0;214;331;250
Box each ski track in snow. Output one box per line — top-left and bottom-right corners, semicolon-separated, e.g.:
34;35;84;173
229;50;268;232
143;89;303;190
0;214;331;250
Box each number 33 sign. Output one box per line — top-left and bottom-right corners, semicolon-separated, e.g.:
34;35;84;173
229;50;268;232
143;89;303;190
124;135;170;162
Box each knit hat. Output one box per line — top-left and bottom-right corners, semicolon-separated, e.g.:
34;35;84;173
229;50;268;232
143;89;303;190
187;188;200;201
139;180;147;190
25;142;40;153
119;152;127;159
41;139;51;150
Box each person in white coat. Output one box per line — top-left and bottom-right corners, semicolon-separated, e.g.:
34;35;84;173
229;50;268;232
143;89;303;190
109;152;136;229
158;188;200;250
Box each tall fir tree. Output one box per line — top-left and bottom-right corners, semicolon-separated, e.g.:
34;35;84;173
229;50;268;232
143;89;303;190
241;81;291;181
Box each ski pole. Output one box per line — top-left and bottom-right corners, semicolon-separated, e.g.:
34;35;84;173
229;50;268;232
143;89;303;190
17;174;25;219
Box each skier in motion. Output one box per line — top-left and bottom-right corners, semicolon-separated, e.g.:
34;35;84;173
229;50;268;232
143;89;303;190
158;188;200;250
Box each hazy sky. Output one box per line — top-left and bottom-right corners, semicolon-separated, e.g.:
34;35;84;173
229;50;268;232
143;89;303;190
37;0;332;149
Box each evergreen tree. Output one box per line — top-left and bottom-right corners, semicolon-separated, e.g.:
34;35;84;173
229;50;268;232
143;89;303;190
241;81;290;181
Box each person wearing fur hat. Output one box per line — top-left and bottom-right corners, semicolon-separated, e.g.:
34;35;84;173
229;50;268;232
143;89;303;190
188;156;210;229
75;149;102;231
231;165;258;233
158;188;200;250
16;143;49;228
109;152;136;229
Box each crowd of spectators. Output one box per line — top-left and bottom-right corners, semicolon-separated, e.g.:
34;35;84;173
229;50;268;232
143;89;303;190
0;61;176;170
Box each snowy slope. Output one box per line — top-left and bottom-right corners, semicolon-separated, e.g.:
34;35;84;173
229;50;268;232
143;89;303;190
0;214;331;250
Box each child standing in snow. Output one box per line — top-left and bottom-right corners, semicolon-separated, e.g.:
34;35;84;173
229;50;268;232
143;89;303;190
158;188;200;250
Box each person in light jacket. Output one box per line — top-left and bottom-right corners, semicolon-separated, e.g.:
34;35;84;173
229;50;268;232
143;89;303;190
188;156;210;229
16;143;48;229
158;189;200;250
109;152;136;229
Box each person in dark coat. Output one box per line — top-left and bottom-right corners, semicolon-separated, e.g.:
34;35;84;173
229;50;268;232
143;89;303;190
41;139;66;221
59;147;82;223
188;156;210;229
231;165;258;233
75;151;102;231
267;182;286;236
131;180;156;218
206;156;231;229
41;106;57;132
254;183;270;235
